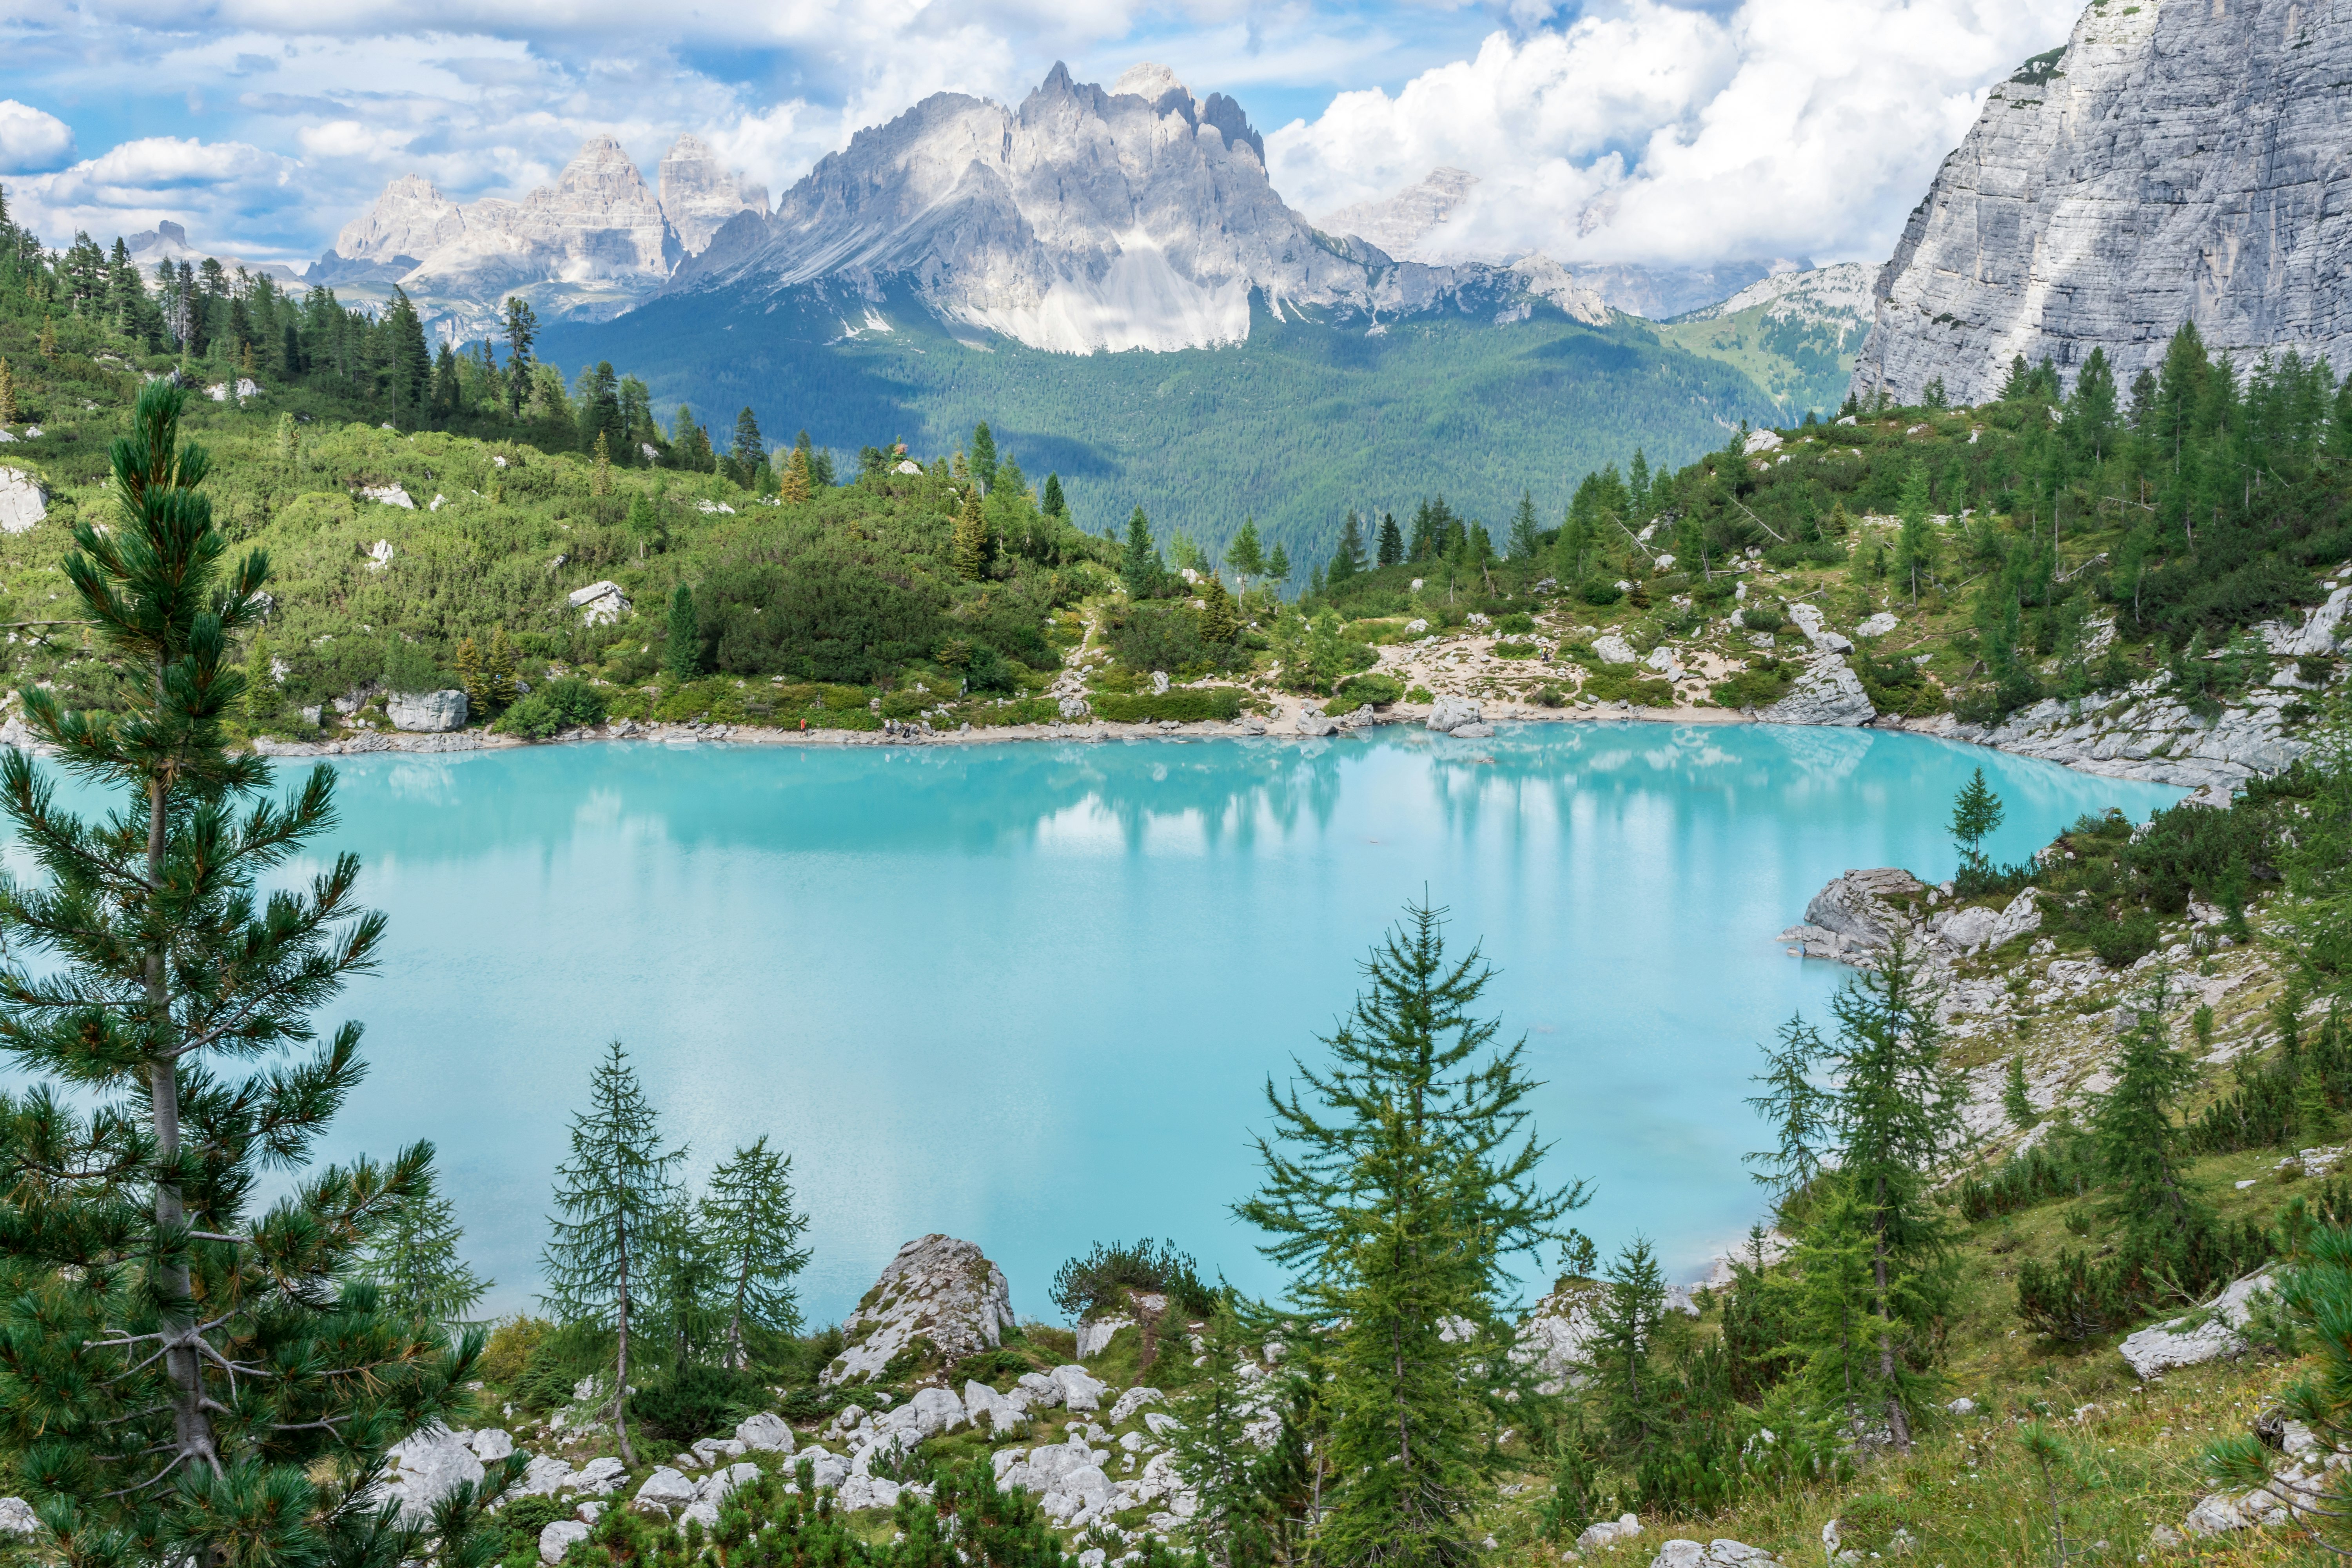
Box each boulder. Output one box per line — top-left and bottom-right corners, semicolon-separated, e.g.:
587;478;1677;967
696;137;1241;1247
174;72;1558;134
1297;711;1341;737
1593;632;1640;664
568;581;632;626
1150;670;1171;695
2185;1487;2290;1535
632;1467;701;1519
965;1379;1030;1436
1426;695;1483;733
1988;887;2043;946
799;1448;851;1490
0;1498;39;1538
468;1428;516;1461
388;689;469;732
0;468;47;534
1785;603;1855;655
1513;1283;1600;1394
1801;868;1924;952
1076;1313;1132;1358
1652;1543;1779;1567
1857;612;1899;638
362;485;415;509
821;1234;1016;1386
575;1456;629;1494
511;1455;582;1498
2121;1269;2274;1379
1107;1387;1163;1425
1742;429;1783;456
736;1412;795;1453
1050;1363;1108;1413
871;1385;966;1444
1758;655;1874;726
1577;1514;1642;1552
539;1521;591;1564
381;1424;485;1524
1643;645;1686;681
835;1475;901;1512
1933;904;2001;951
700;1462;761;1505
1449;722;1496;738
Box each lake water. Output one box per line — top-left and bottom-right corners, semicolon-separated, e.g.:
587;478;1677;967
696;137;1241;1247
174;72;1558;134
13;725;2184;1325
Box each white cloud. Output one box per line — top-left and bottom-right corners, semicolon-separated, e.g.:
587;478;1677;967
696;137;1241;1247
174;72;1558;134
1267;0;2068;267
0;100;77;173
9;136;298;255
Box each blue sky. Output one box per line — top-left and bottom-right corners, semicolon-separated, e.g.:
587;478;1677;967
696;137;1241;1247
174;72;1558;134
0;0;2079;272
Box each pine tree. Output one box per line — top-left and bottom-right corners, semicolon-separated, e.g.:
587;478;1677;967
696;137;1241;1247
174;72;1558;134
0;382;486;1563
1041;472;1067;517
1949;766;2006;871
274;409;297;459
502;296;538;417
1508;490;1542;560
1265;539;1292;591
1227;516;1266;586
1201;576;1240;643
664;585;702;682
1628;448;1652;521
1167;1296;1294;1568
1121;506;1163;599
646;1185;724;1370
729;408;764;488
953;491;989;580
485;626;518;713
701;1137;812;1369
2094;975;2205;1238
1376;512;1404;568
384;287;432;427
782;444;812;503
1586;1238;1670;1457
1895;458;1936;607
971;421;998;490
359;1187;494;1328
1329;510;1365;585
1239;899;1586;1563
2004;1055;2039;1131
0;356;13;426
456;635;487;714
1744;1013;1829;1197
626;492;664;558
591;430;613;496
541;1041;682;1466
243;628;275;730
36;316;55;360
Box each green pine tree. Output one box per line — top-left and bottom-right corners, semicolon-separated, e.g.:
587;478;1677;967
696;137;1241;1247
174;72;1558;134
1328;510;1365;584
1587;1237;1670;1458
1167;1296;1295;1568
1041;472;1067;517
1227;515;1266;586
702;1137;812;1369
243;628;275;730
970;420;998;490
456;635;486;714
1265;540;1290;590
540;1040;683;1466
485;625;518;712
1508;489;1542;559
1376;512;1405;568
646;1183;724;1371
953;492;989;581
1744;1013;1830;1197
2004;1054;2040;1131
1238;899;1587;1564
626;491;665;558
359;1185;494;1328
728;407;764;488
1121;506;1164;599
0;382;490;1565
664;584;702;682
1949;766;2006;871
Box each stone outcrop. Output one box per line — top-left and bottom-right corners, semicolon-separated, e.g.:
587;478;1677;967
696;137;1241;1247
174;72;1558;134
1758;655;1874;727
2120;1268;2274;1379
387;689;469;733
1426;695;1483;733
821;1234;1015;1386
1851;0;2352;404
0;467;47;534
568;580;632;625
1650;1542;1778;1567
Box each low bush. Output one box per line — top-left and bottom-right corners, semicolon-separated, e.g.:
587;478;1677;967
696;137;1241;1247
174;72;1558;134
1492;641;1542;659
1334;671;1405;706
1583;670;1677;706
1050;1238;1220;1319
1711;662;1796;709
1090;689;1243;724
1736;603;1785;633
634;1363;766;1441
1495;611;1535;634
494;676;608;739
1580;581;1624;606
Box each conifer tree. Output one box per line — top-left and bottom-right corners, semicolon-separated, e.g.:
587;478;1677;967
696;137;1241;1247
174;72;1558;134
274;409;297;459
541;1041;681;1466
485;626;518;712
241;628;275;730
970;421;998;490
1586;1238;1670;1457
2004;1055;2039;1131
1328;510;1365;585
1239;899;1586;1564
1168;1296;1294;1568
953;491;989;580
0;382;483;1564
591;430;613;496
729;408;764;487
1948;766;2006;871
1745;1014;1829;1196
782;444;812;503
1895;458;1935;607
1121;507;1163;599
1628;447;1651;520
664;586;701;682
0;356;13;425
456;635;487;715
1376;512;1405;568
1508;490;1542;560
1265;540;1290;592
701;1137;811;1369
502;297;537;416
37;316;55;360
646;1185;723;1370
1041;472;1067;517
1201;577;1240;643
359;1187;493;1328
1227;516;1266;587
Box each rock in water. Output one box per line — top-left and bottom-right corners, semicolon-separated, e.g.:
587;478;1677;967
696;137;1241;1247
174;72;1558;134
1852;0;2352;404
1426;695;1482;733
821;1234;1015;1386
1758;656;1875;727
388;690;469;732
0;468;47;535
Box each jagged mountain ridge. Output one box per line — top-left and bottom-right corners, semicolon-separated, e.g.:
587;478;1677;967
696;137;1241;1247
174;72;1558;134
315;135;768;336
1851;0;2352;403
665;63;1617;353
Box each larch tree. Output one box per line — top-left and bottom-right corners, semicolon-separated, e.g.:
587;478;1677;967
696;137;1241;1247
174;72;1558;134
701;1137;812;1369
1507;490;1542;560
1227;516;1266;589
1265;540;1290;591
0;381;491;1567
970;421;998;490
540;1041;681;1467
1239;899;1586;1567
953;491;989;581
781;444;812;503
359;1186;494;1328
1948;767;2006;872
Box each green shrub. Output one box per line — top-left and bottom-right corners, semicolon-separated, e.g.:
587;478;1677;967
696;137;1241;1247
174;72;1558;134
1534;685;1566;708
633;1363;765;1441
1736;603;1785;633
1050;1238;1219;1319
1492;641;1541;659
1711;662;1796;709
1335;671;1405;706
1582;670;1676;706
1091;689;1242;724
1579;581;1624;606
494;676;608;739
1495;611;1535;634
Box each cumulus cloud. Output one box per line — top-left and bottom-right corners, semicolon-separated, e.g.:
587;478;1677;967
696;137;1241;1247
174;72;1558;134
7;136;297;255
1267;0;2067;268
0;100;77;173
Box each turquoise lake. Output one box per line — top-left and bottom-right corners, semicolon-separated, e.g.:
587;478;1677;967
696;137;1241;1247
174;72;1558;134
19;724;2185;1324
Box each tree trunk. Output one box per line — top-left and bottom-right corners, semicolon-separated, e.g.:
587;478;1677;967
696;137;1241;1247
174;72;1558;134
615;1212;637;1467
1872;1210;1911;1451
146;768;217;1477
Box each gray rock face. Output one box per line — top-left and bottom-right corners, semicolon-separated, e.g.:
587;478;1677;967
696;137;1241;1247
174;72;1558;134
672;64;1616;353
387;689;468;732
1316;168;1480;262
568;580;632;625
1926;677;2314;790
1758;656;1875;727
2120;1268;2274;1379
659;135;771;258
539;1521;590;1565
0;467;48;534
1853;0;2352;404
1426;695;1482;733
821;1234;1015;1386
736;1412;795;1453
381;1424;485;1524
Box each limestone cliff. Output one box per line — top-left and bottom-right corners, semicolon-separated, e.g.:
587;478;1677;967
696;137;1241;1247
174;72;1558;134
1851;0;2352;404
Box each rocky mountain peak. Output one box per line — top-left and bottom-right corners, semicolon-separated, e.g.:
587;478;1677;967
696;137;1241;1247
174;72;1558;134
1852;0;2352;403
333;174;464;266
1317;168;1480;261
659;135;771;257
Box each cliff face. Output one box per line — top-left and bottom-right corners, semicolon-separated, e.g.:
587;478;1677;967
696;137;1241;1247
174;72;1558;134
1851;0;2352;404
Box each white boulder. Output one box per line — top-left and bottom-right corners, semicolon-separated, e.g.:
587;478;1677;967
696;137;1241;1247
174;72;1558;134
0;1499;40;1538
1786;603;1855;655
381;1424;485;1524
362;485;415;509
1989;887;2043;946
1652;1542;1778;1567
1758;655;1875;727
1577;1514;1642;1552
1593;632;1640;664
568;581;632;625
0;468;47;534
821;1234;1016;1386
388;689;469;732
1644;645;1686;681
575;1457;629;1495
1107;1387;1163;1425
539;1521;590;1564
2121;1269;2274;1379
1857;612;1899;638
632;1468;701;1519
736;1412;795;1452
1426;695;1483;733
1742;429;1783;456
468;1428;516;1461
1050;1363;1109;1413
965;1379;1031;1436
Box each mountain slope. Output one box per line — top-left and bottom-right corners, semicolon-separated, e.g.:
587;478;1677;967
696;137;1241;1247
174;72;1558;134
545;280;1778;566
1651;263;1874;419
1851;0;2352;403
